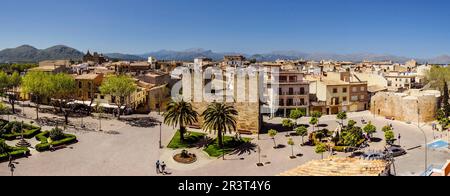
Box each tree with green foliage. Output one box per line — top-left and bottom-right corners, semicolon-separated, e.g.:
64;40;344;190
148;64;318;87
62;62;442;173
442;80;450;118
22;71;53;120
341;126;364;147
337;111;347;125
99;75;137;119
295;126;308;145
6;72;22;114
50;73;77;124
425;66;450;91
163;99;198;142
202;102;238;148
363;122;377;138
382;125;392;133
309;117;318;132
0;102;8;115
282;119;294;129
311;111;323;124
385;130;395;145
439;117;450;132
287;138;295;158
0;71;9;101
290;108;306;124
268;129;278;148
347;119;357;128
315;142;327;159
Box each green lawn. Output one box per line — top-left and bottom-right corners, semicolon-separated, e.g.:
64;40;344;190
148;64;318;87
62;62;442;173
167;131;207;149
204;136;252;157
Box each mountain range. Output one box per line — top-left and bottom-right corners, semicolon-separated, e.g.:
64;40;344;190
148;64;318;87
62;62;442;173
0;45;84;63
1;45;450;64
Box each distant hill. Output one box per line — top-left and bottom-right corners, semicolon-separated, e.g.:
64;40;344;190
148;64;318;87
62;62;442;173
2;45;450;64
0;45;84;63
140;48;242;61
139;49;431;63
427;55;450;64
105;53;145;61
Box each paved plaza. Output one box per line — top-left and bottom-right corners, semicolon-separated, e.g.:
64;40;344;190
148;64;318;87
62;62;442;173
0;104;448;176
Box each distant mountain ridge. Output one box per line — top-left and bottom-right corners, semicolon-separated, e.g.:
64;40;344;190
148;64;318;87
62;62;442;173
0;45;84;63
1;45;449;64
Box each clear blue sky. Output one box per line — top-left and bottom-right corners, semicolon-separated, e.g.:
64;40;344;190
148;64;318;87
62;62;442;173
1;0;449;58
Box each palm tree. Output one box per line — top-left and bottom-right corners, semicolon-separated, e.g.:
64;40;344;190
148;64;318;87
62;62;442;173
163;99;198;142
202;102;238;148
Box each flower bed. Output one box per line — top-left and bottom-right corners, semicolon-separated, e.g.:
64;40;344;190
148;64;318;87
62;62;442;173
35;131;77;152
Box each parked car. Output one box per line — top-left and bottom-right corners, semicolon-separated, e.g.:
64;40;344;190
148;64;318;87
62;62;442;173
361;152;386;160
385;146;407;157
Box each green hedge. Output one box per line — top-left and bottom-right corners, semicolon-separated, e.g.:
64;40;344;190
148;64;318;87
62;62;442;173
0;139;30;162
0;121;41;140
34;131;77;152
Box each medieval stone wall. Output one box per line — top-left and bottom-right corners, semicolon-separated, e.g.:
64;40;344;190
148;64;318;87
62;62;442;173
371;90;440;123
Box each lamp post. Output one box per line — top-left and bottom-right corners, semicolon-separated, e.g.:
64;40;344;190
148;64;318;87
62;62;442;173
256;145;264;167
417;101;428;172
8;158;15;176
159;121;163;149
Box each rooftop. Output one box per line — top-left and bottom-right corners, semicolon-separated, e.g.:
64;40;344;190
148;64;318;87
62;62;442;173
280;157;389;176
75;73;102;80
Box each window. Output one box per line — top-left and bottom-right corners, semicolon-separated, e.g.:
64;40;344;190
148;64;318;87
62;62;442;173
300;98;305;105
100;95;105;99
361;87;365;91
78;81;82;88
352;87;357;92
289;76;297;82
279;88;283;95
343;88;347;93
300;87;305;95
289;88;294;95
351;96;358;101
333;88;338;93
343;97;347;102
360;95;365;100
287;99;294;106
279;99;285;106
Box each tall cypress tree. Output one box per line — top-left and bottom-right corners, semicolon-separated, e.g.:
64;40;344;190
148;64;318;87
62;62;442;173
443;80;450;118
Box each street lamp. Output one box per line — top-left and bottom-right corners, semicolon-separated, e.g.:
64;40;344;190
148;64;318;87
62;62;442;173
159;121;163;149
417;100;428;172
8;157;15;176
256;145;264;167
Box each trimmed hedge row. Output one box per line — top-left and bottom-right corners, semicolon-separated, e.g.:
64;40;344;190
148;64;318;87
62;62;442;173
0;139;30;162
1;128;42;140
0;121;42;140
34;131;77;152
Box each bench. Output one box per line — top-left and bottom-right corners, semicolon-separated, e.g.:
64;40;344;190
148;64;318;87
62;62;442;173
50;145;67;151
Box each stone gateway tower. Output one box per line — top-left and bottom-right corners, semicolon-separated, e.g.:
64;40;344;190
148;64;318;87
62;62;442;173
182;66;262;134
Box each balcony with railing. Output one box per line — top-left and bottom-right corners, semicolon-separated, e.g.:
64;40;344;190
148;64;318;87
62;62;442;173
279;91;308;96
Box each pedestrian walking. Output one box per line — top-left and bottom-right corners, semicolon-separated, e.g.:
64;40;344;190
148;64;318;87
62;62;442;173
156;160;160;174
161;161;166;175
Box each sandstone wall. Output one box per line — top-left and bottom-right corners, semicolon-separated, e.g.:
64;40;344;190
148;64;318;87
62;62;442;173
371;91;440;123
